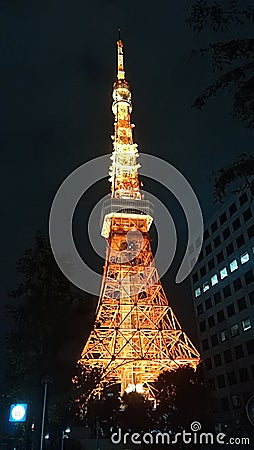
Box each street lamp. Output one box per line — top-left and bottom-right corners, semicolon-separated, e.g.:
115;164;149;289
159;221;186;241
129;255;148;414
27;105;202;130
9;404;28;422
61;427;71;450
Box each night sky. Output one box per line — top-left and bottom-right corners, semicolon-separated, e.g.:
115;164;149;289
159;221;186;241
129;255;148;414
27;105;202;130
1;1;253;364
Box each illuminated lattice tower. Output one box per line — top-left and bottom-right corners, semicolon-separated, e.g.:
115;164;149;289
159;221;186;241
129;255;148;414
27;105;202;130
79;39;200;395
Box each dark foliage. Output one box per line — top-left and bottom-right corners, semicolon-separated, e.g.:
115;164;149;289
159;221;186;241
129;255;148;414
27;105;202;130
154;365;208;429
119;391;153;432
187;1;254;128
72;364;105;420
187;1;254;32
211;153;254;201
71;366;208;443
2;232;96;448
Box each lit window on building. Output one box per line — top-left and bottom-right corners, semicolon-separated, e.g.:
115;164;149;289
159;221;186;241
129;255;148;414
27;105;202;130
211;274;218;286
242;317;252;331
231;323;239;337
220;267;228;280
240;252;250;264
195;288;201;298
203;282;210;293
230;260;238;272
220;330;228;342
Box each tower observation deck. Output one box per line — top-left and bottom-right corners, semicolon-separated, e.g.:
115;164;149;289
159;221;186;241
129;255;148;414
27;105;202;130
79;39;200;396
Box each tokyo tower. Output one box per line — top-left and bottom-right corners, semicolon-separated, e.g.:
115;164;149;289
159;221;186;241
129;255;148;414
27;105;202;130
79;39;200;396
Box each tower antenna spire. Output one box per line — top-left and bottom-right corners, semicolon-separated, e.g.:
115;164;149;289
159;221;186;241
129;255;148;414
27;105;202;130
117;33;125;80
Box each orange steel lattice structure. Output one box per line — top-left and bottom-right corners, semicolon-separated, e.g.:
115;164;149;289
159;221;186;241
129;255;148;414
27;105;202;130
79;39;200;395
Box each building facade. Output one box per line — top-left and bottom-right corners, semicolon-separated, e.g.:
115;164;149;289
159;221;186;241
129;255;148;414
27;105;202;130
190;188;254;431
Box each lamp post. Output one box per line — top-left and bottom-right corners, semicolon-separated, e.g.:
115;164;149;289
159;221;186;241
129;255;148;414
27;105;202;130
61;427;71;450
96;417;101;450
39;376;52;450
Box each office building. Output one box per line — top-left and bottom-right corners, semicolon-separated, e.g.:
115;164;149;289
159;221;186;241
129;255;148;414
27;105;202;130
191;188;254;431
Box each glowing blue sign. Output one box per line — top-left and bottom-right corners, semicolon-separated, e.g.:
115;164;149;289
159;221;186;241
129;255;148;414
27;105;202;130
9;404;28;422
